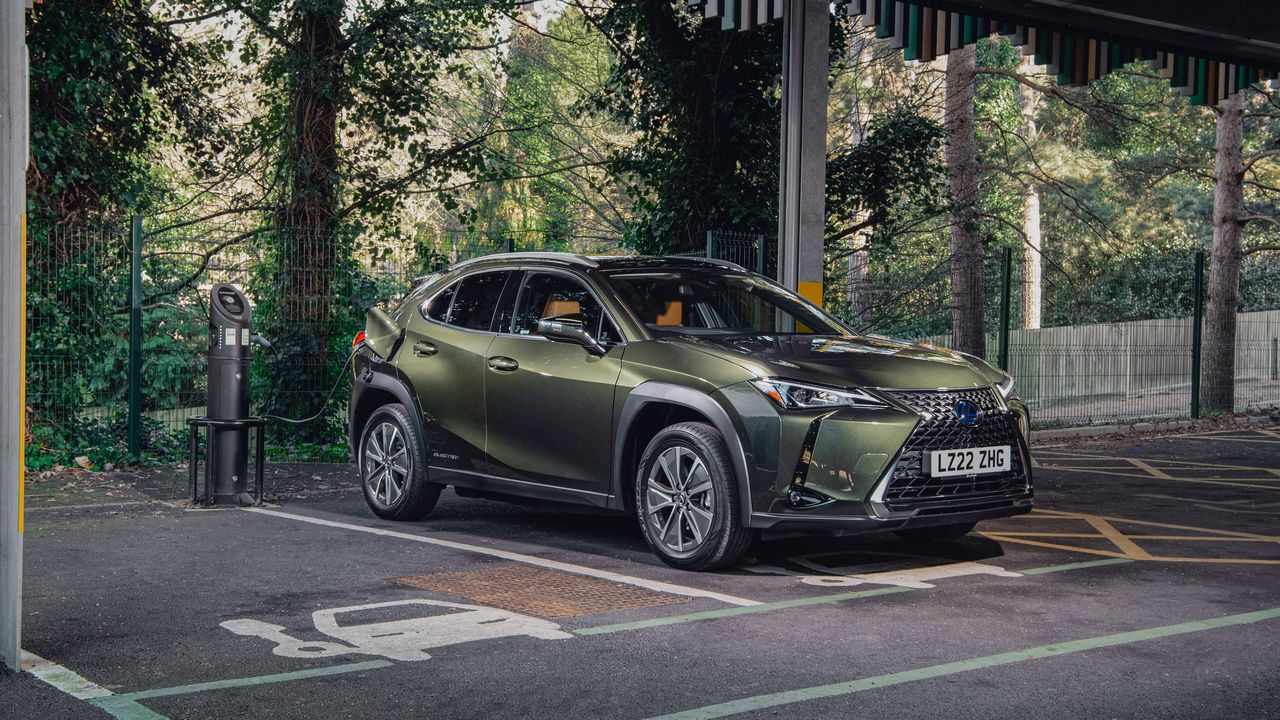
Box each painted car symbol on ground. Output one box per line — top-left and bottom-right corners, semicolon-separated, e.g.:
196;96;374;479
221;599;572;662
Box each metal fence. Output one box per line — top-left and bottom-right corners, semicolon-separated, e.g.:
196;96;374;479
25;218;1280;468
813;243;1280;427
23;218;582;468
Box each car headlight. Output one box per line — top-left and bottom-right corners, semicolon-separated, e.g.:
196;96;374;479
750;378;888;410
996;375;1018;400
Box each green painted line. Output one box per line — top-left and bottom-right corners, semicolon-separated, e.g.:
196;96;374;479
90;660;393;708
86;696;171;720
574;587;912;636
575;556;1133;636
1019;557;1133;574
643;606;1280;720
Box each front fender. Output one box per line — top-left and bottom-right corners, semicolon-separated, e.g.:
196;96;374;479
610;381;757;526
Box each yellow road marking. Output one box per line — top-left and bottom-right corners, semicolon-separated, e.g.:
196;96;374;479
1084;516;1154;559
979;508;1280;564
1127;458;1172;479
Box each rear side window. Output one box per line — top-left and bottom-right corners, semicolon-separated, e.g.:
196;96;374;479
423;283;456;322
447;271;512;331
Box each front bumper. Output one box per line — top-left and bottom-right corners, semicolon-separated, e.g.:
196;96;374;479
726;382;1033;533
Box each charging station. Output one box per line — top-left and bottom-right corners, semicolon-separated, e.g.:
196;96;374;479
188;283;265;506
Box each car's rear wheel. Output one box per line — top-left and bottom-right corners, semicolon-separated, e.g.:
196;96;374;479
359;404;441;521
893;521;976;544
635;422;753;571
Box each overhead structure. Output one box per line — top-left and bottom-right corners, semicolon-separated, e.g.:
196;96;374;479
686;0;1280;301
692;1;1279;105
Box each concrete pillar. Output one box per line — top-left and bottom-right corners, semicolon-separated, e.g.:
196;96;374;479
0;0;28;671
777;0;828;307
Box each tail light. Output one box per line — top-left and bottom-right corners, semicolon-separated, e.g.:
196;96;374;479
352;330;366;349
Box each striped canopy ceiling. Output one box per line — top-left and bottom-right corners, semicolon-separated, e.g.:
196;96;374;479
687;0;1279;106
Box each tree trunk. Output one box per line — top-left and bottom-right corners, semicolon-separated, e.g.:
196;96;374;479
1201;93;1246;412
1020;186;1042;329
1017;57;1042;330
945;45;984;357
270;0;345;427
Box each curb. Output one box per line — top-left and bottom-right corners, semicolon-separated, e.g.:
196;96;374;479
1031;412;1276;444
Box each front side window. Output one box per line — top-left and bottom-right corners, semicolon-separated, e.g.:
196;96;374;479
445;271;512;331
512;272;620;344
602;269;850;337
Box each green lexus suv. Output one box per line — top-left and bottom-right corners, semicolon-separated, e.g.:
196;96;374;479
349;253;1033;570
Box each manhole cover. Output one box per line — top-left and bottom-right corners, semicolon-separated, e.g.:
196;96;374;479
391;563;687;618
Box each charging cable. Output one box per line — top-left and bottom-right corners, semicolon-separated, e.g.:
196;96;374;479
257;344;358;425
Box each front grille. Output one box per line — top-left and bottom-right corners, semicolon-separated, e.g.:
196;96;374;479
882;387;1028;507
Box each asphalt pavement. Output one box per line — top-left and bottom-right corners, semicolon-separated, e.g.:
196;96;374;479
5;424;1279;719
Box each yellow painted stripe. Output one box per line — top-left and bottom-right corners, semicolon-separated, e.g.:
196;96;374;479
797;280;823;307
1084;515;1154;559
18;212;24;534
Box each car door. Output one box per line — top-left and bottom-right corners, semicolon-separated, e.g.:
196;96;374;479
483;270;625;498
398;269;515;476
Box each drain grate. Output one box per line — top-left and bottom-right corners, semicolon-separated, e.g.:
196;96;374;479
391;563;687;618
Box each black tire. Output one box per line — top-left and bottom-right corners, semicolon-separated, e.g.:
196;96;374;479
634;422;754;571
893;521;977;544
358;403;441;521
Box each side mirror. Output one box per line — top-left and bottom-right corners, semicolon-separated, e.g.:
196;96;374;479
537;316;606;357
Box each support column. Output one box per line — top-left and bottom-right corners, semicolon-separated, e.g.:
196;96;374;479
777;0;828;307
1;0;29;671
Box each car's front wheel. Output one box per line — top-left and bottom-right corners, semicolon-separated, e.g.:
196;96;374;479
359;403;441;521
635;422;753;571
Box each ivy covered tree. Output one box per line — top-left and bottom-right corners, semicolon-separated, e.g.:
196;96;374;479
202;0;514;432
583;0;786;253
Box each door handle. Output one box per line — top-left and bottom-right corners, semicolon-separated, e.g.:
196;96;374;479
413;341;438;357
486;356;519;373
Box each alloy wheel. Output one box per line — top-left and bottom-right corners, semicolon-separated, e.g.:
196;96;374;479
362;421;410;509
645;445;716;558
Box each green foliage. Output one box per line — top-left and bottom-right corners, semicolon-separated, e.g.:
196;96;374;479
826;106;947;244
26;0;228;222
589;1;788;252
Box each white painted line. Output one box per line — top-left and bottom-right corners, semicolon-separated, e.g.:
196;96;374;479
21;650;114;700
245;507;762;607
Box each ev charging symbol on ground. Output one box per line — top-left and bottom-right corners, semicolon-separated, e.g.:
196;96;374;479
221;599;572;662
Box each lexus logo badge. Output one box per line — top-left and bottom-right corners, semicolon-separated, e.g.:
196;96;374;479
952;400;983;426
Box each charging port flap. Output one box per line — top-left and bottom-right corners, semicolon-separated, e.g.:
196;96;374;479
364;307;403;360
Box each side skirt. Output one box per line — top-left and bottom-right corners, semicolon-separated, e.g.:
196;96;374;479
429;466;614;510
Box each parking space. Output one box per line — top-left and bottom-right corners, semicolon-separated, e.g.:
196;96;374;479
7;428;1280;719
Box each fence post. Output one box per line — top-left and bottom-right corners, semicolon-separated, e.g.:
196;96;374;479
997;247;1012;371
128;215;143;461
756;234;766;275
505;236;515;254
1191;250;1205;419
705;230;717;259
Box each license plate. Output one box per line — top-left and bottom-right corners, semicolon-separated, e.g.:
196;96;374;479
929;445;1011;478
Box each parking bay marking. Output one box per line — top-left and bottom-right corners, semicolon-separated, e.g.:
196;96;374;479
981;508;1280;564
22;649;391;720
244;507;762;607
573;558;1133;636
641;605;1280;720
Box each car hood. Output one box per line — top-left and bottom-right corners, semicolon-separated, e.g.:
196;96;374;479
676;334;999;390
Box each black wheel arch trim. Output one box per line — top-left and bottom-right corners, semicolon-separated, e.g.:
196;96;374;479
611;381;755;525
350;355;428;462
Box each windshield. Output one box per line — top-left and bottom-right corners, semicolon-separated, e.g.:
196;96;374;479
602;268;852;338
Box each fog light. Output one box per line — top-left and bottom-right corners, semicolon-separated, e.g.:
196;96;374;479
786;484;831;509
